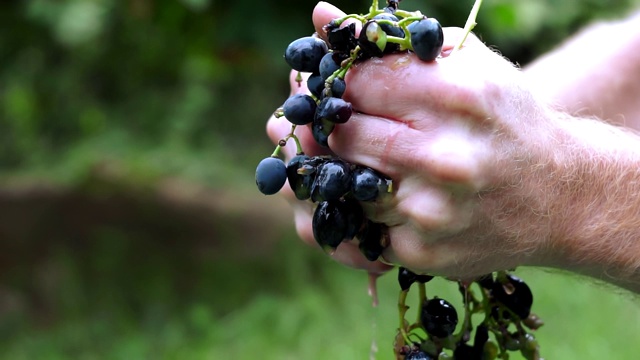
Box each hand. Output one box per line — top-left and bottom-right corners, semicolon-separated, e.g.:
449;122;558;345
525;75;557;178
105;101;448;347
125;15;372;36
267;1;556;278
268;2;640;290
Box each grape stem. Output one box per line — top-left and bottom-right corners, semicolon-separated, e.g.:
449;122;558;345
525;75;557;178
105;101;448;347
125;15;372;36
451;0;483;54
271;125;303;157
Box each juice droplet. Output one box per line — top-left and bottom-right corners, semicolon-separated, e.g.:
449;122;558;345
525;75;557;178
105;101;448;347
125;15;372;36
368;272;380;308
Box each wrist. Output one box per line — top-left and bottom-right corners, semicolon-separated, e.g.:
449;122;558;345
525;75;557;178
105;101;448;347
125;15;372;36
530;113;640;291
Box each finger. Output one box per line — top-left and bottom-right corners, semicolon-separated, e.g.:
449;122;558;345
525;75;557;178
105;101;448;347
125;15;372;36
331;241;393;275
312;2;362;40
312;2;346;35
328;112;416;178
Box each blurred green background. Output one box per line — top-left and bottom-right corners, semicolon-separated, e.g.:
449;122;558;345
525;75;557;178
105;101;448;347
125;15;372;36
1;0;640;358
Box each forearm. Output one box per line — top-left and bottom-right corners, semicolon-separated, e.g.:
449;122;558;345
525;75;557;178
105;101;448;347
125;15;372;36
523;10;640;130
526;113;640;292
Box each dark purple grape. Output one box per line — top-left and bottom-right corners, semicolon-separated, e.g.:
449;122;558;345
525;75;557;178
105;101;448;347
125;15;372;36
342;197;365;240
416;274;434;283
398;267;417;291
312;199;359;251
359;20;386;58
255;157;287;195
358;220;385;261
421;298;458;338
492;274;533;319
373;13;404;53
351;166;390;201
311;117;335;147
284;36;328;72
307;73;325;98
405;350;434;360
473;324;489;352
311;159;351;202
286;154;313;200
329;77;346;98
476;273;495;290
319;53;342;80
453;343;481;360
283;94;316;125
315;97;352;124
327;22;358;54
408;18;444;62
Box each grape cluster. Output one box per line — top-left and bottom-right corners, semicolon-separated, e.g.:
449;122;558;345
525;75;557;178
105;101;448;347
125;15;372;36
396;268;543;360
255;0;544;359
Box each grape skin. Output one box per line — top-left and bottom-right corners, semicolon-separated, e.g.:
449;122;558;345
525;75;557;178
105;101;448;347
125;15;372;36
284;36;328;73
408;18;444;62
283;94;316;126
255;157;287;195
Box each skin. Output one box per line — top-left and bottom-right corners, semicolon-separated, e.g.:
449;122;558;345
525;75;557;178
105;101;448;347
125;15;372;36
267;2;640;293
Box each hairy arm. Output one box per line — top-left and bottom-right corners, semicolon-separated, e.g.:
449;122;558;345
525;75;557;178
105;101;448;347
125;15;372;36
524;10;640;129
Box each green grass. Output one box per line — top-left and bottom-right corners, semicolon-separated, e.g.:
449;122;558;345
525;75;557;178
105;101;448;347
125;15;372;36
1;227;639;360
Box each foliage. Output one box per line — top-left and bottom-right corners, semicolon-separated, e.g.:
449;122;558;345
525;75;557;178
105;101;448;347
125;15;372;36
2;0;640;359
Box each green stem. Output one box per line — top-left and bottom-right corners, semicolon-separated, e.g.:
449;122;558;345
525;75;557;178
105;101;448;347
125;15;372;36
398;290;413;346
452;0;483;54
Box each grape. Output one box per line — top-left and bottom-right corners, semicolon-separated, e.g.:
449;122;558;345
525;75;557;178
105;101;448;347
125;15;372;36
286;154;313;200
405;350;434;360
408;18;444;62
416;274;434;283
359;20;386;58
311;158;352;202
283;94;316;125
311;117;335;147
373;13;404;53
326;22;358;54
398;267;417;291
453;344;481;360
492;274;533;319
315;96;352;124
421;298;458;338
255;157;287;195
358;220;385;261
343;197;365;240
319;53;342;80
307;73;325;98
312;199;359;251
284;36;328;72
329;77;346;98
351;166;390;201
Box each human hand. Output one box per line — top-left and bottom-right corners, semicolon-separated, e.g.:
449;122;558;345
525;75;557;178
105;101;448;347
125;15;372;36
267;2;563;279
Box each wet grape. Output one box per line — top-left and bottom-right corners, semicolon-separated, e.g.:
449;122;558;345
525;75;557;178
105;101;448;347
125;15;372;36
312;199;359;251
311;159;351;202
255;157;287;195
408;18;444;62
492;274;533;319
326;22;358;54
351;166;389;201
421;298;458;338
358;220;385;261
286;154;313;200
398;267;417;291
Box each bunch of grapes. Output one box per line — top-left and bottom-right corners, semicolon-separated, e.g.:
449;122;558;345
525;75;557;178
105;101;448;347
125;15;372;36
396;267;543;360
255;0;544;359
